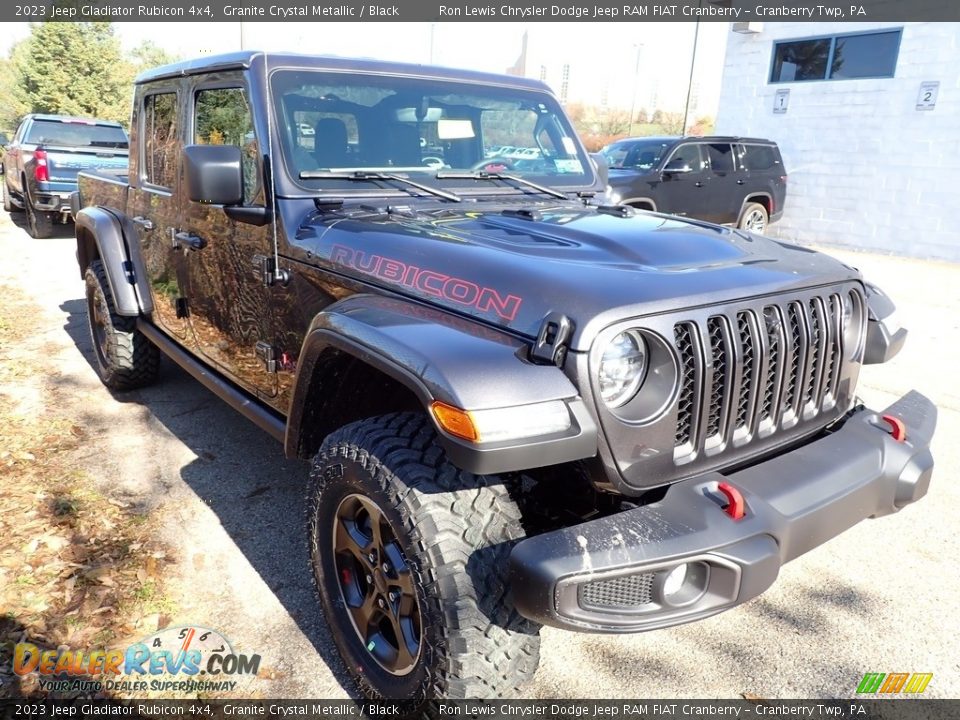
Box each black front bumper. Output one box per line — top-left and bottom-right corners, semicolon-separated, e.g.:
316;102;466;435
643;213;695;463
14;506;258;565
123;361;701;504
509;390;936;633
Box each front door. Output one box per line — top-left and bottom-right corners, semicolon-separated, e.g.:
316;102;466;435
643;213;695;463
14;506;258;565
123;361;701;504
129;85;193;344
179;77;278;399
656;143;709;220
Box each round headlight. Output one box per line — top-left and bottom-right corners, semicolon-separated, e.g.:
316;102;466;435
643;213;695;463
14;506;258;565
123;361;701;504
598;330;647;408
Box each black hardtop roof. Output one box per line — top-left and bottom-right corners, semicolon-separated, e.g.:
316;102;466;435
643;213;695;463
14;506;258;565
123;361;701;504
25;113;123;127
135;51;553;93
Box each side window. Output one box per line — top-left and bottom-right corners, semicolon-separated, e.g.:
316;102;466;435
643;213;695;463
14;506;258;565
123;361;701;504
195;87;259;204
705;143;734;174
143;93;179;189
667;144;705;172
741;144;780;172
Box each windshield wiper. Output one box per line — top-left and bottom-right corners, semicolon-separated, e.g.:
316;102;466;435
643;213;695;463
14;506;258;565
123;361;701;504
299;170;461;203
434;171;568;200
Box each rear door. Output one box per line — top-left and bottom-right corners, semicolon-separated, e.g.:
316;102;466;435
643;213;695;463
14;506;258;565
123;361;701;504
739;143;786;217
701;142;740;224
179;75;278;399
128;84;194;344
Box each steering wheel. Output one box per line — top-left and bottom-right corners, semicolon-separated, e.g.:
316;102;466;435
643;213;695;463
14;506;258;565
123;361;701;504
470;156;516;173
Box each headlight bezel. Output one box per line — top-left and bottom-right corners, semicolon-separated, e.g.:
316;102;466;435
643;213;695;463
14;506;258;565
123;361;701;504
592;327;680;423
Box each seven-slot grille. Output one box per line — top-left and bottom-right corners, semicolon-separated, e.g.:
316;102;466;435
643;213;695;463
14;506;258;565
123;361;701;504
673;292;847;463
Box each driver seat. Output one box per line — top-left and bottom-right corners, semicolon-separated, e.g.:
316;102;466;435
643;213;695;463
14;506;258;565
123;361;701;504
313;118;349;169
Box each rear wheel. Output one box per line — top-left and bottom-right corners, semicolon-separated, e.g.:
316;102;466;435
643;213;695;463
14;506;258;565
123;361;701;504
738;202;769;234
25;185;53;239
308;413;540;700
84;260;160;391
3;176;20;213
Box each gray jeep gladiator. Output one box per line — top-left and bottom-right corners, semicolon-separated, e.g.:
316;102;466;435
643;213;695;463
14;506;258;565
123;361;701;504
74;52;935;700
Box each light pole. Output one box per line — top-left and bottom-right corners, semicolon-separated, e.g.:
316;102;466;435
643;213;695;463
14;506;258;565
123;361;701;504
429;24;436;64
628;43;643;136
681;6;702;135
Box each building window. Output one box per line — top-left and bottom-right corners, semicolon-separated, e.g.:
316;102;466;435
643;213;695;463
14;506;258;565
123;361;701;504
770;29;901;83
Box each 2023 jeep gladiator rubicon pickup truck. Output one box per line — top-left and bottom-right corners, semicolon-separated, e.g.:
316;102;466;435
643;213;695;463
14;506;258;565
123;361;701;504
74;52;935;700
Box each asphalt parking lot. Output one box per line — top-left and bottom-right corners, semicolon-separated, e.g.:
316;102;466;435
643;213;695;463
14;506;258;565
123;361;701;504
1;206;957;699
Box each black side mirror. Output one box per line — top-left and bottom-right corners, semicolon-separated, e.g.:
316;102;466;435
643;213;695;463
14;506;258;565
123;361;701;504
590;152;609;187
183;145;243;206
662;159;693;175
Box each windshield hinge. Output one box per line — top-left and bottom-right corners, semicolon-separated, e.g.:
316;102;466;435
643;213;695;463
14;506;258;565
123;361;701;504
531;312;574;367
252;254;291;287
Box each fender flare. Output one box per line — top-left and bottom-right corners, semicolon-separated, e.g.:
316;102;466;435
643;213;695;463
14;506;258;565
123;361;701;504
75;207;153;316
285;294;598;474
738;192;773;220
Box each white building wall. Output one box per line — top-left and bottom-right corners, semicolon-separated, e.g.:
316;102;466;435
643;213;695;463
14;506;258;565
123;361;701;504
715;22;960;261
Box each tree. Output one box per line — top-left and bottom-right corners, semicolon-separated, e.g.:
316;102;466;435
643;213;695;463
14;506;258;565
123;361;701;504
12;23;130;124
635;107;649;124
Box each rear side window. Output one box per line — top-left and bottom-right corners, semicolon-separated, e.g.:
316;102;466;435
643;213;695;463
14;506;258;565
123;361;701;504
25;120;128;149
143;92;179;189
195;87;259;204
741;144;781;172
704;143;734;174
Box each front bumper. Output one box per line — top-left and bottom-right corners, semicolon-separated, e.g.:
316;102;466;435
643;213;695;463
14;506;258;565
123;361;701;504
509;390;936;633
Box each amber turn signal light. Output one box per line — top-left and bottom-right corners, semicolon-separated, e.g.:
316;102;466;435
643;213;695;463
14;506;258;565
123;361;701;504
431;401;479;442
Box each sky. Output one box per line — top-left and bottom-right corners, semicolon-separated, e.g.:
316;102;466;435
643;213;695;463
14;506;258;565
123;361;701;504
0;21;729;116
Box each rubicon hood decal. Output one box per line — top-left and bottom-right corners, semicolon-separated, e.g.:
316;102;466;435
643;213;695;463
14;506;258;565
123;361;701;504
331;245;523;322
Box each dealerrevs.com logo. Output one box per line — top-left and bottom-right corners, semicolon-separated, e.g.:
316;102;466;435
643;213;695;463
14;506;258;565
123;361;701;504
856;672;933;694
13;625;261;694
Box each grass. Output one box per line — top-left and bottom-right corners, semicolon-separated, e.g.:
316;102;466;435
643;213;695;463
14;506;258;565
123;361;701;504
0;280;176;699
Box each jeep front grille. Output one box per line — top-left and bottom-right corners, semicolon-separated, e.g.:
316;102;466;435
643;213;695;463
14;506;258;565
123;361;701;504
673;291;847;464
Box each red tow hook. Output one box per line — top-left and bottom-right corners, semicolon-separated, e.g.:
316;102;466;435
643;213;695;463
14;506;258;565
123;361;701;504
717;482;746;521
881;414;907;443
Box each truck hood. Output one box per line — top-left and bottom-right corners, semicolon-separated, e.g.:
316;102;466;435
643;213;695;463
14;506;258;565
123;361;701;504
288;204;860;351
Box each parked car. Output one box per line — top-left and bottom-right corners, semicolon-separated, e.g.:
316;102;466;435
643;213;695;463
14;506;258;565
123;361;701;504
2;114;128;238
602;135;787;234
76;52;933;702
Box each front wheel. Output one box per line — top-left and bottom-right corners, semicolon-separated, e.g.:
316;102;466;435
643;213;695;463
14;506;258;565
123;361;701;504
738;201;769;234
308;413;540;700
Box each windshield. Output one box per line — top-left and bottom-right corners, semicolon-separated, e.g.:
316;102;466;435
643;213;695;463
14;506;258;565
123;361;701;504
26;120;128;149
602;139;672;171
271;69;592;191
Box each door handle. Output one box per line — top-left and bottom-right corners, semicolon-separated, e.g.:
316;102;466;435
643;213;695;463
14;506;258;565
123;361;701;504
174;231;207;251
132;216;154;230
694;181;704;188
736;179;745;185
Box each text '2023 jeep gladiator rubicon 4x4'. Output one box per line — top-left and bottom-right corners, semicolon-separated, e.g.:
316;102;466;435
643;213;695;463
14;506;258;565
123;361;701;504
74;52;935;700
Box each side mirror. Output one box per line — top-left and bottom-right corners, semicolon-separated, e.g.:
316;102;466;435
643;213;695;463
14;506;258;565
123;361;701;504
662;159;693;175
183;144;243;205
590;152;609;187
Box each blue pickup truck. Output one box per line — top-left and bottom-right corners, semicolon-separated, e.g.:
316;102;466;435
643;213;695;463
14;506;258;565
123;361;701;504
2;114;128;238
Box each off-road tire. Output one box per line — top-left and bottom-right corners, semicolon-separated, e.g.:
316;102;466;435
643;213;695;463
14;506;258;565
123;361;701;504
738;201;769;234
308;412;541;701
3;176;21;213
25;184;53;238
84;260;160;391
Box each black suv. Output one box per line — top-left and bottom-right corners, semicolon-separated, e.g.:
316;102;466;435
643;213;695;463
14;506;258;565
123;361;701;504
602;136;786;234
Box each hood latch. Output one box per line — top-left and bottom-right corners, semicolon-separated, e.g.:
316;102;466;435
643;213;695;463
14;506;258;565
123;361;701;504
531;312;574;367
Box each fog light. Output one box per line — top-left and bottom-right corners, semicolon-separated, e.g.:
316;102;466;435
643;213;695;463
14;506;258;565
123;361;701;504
663;563;688;598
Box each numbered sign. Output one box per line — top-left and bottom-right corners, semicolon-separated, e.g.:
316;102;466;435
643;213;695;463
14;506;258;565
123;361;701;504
916;81;939;111
773;89;789;114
